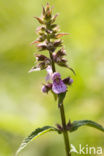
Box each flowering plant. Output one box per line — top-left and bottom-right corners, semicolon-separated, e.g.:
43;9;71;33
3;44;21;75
16;3;104;156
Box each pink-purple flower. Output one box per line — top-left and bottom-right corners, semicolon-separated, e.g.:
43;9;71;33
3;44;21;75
42;66;73;94
52;72;67;94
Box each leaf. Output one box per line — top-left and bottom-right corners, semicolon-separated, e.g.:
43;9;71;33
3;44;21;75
58;92;66;107
70;120;104;133
16;126;59;155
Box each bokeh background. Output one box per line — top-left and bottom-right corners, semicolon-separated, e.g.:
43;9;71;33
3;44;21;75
0;0;104;156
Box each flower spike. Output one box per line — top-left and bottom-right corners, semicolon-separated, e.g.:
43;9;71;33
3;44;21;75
30;3;75;93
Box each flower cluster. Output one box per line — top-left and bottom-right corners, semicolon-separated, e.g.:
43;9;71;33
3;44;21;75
42;67;73;94
30;3;74;95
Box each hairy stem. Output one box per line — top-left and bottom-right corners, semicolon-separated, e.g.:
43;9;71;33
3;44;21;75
49;49;71;156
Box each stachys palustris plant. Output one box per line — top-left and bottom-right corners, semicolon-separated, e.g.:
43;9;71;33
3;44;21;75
16;3;104;156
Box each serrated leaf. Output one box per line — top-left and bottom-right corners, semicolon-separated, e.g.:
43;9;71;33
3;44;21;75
70;120;104;133
16;126;59;155
58;92;66;107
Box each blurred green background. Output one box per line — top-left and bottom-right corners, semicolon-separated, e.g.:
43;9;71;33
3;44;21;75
0;0;104;156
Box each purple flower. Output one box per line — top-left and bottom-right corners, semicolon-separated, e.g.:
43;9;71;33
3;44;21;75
43;68;73;95
46;66;53;81
52;72;67;94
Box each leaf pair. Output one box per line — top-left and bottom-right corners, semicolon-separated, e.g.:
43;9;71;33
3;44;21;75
16;120;104;155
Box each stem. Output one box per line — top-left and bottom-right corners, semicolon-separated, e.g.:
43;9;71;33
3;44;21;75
49;51;56;72
59;103;71;156
48;49;71;156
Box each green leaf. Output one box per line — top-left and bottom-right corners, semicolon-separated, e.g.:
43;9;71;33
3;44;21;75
70;120;104;133
16;126;59;155
58;92;66;107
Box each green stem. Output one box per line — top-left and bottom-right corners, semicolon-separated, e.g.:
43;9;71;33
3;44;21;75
59;103;71;156
49;50;71;156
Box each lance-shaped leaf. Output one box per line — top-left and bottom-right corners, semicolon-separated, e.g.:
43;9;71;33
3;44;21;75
16;126;59;155
70;120;104;133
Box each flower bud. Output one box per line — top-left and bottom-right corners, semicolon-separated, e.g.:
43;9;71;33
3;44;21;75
45;59;51;66
45;3;52;19
36;41;47;51
35;54;48;61
42;6;46;16
45;3;50;12
52;49;67;65
66;120;72;130
38;58;51;69
37;35;46;42
36;26;46;34
42;85;47;93
63;77;73;85
29;58;51;73
61;58;67;63
53;26;60;34
51;14;59;23
32;35;47;44
47;42;55;52
41;83;52;93
34;17;44;24
45;29;53;34
38;62;46;70
56;124;63;131
51;24;57;29
53;39;62;47
56;48;66;56
46;10;52;18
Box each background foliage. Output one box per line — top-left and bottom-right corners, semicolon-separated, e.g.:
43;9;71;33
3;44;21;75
0;0;104;155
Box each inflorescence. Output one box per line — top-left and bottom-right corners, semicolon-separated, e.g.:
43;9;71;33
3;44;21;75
29;3;74;95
